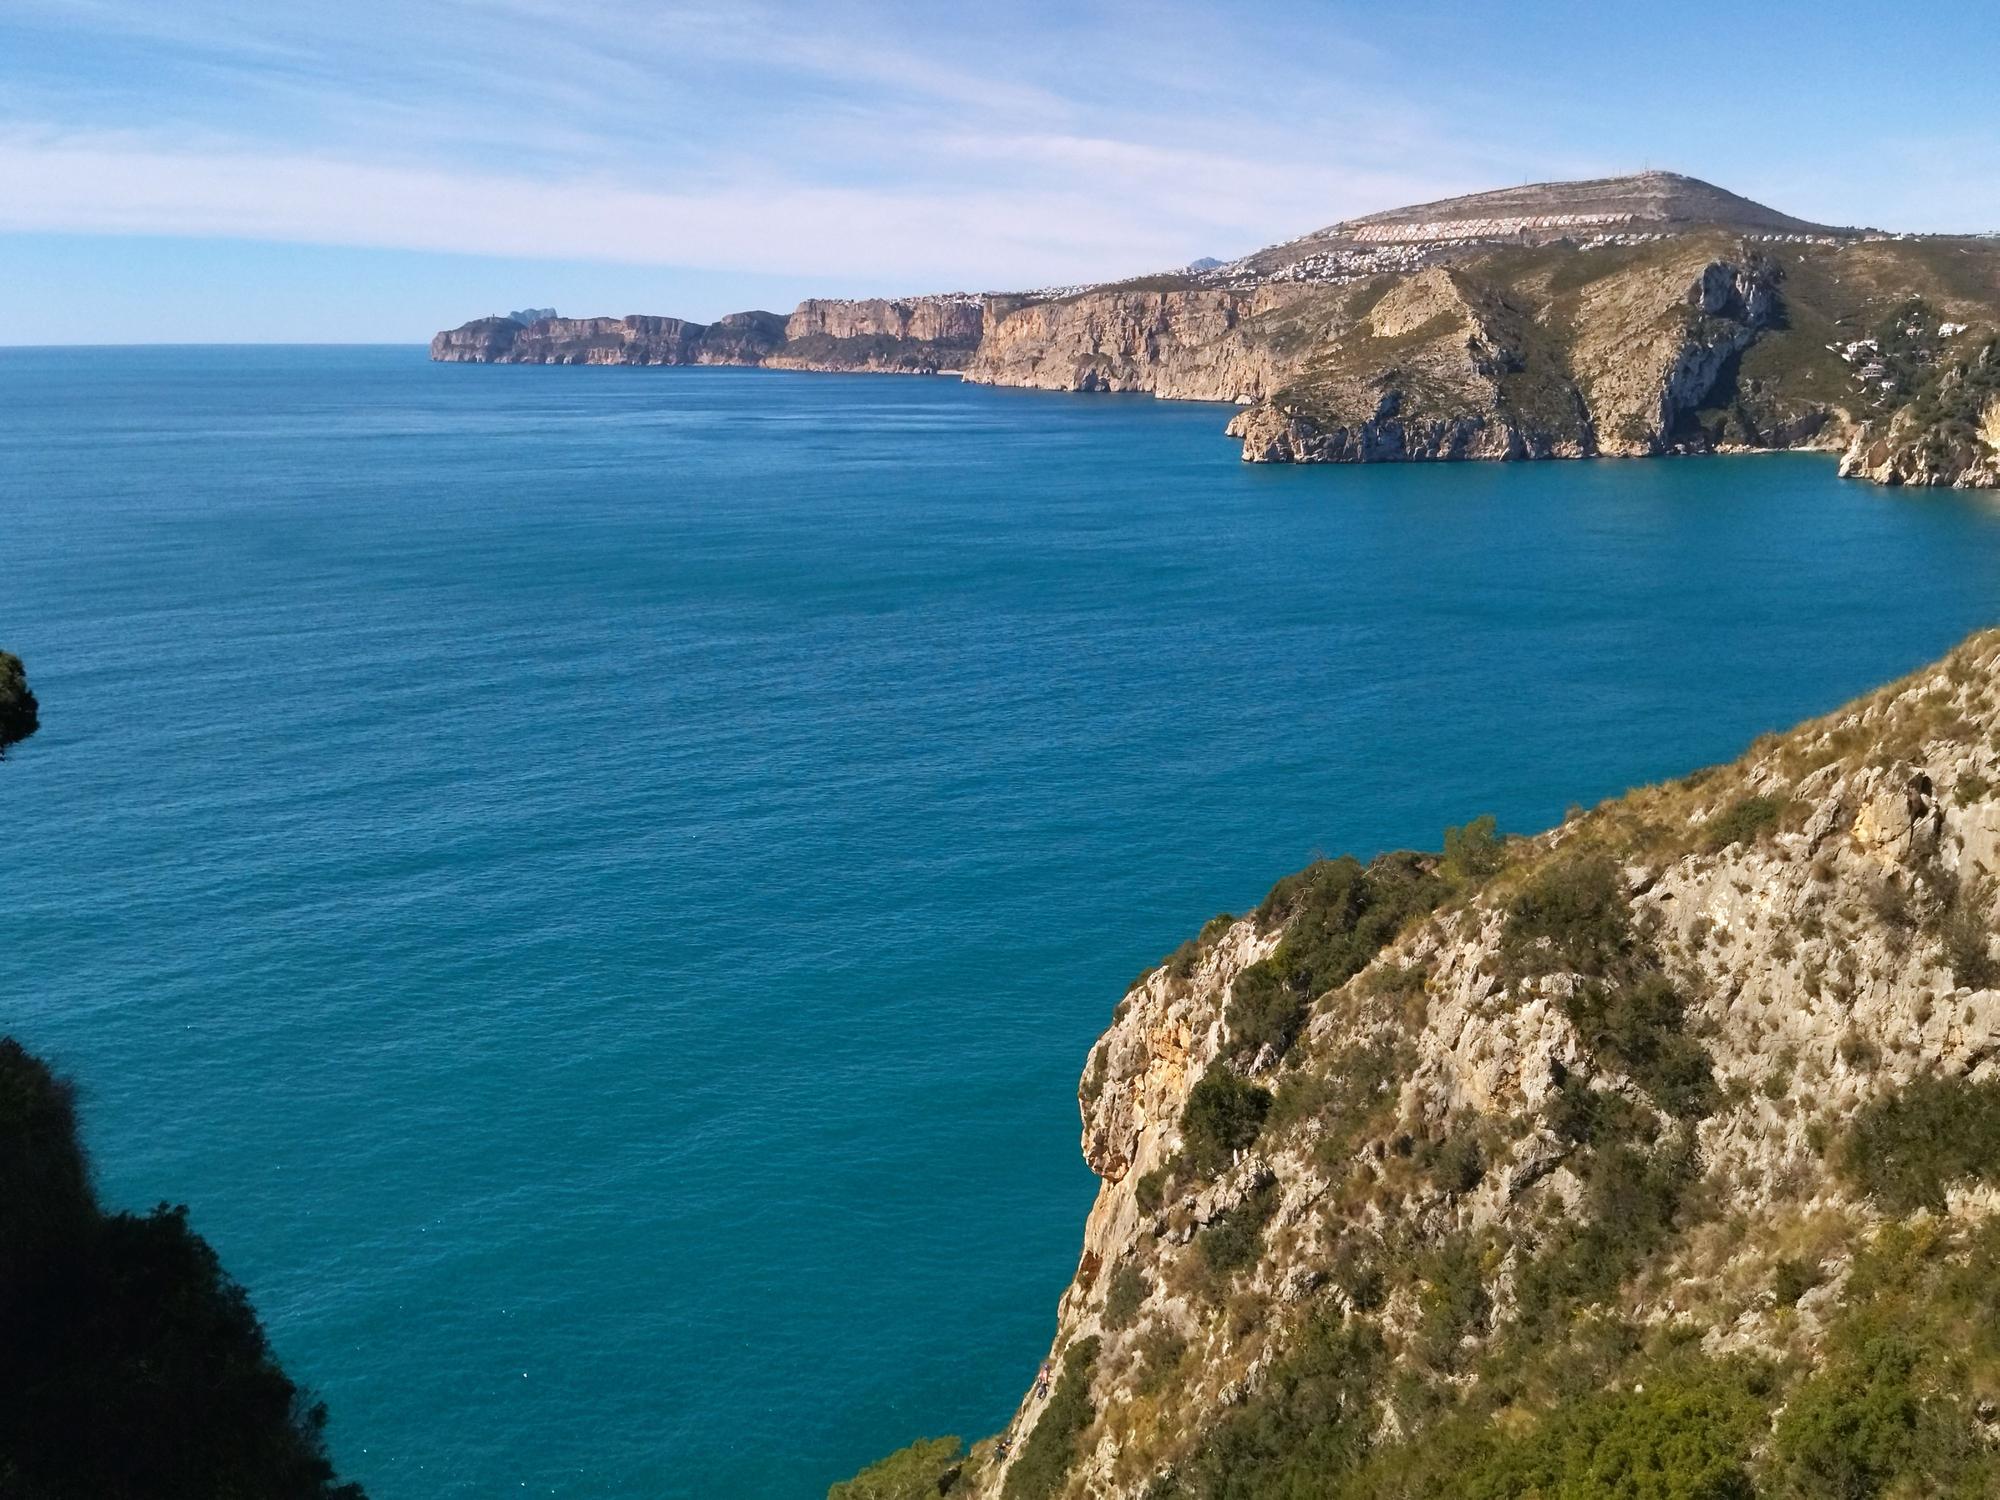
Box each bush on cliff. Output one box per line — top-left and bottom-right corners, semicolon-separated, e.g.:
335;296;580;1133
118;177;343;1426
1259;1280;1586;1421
826;1436;964;1500
0;1039;363;1499
1001;1338;1099;1500
1179;1065;1272;1179
1501;854;1633;981
1229;854;1444;1060
1839;1074;2000;1213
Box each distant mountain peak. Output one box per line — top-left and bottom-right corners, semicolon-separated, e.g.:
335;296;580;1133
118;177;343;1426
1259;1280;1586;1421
1321;170;1843;244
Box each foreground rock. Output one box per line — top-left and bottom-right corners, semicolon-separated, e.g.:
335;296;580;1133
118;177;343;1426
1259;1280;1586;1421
433;172;2000;490
842;629;2000;1498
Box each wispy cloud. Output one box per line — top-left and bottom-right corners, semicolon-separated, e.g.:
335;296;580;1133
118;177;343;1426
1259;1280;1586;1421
8;0;1986;339
0;124;1498;289
0;0;1544;290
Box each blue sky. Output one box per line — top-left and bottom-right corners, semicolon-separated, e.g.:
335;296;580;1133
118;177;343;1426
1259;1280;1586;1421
3;0;1995;343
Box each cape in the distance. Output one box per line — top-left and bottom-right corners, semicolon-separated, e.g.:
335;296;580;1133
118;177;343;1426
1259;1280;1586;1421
435;171;2000;489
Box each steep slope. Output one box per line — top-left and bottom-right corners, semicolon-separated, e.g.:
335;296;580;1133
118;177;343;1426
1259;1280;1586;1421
842;627;2000;1499
1224;238;1782;461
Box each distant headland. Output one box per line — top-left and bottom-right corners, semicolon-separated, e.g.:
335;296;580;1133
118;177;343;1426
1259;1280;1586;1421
434;172;2000;487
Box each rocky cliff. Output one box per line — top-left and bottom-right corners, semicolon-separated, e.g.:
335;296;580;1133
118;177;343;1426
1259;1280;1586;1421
1838;335;2000;488
960;286;1314;402
1222;240;1784;464
763;297;985;374
432;174;2000;489
838;628;2000;1499
427;311;786;365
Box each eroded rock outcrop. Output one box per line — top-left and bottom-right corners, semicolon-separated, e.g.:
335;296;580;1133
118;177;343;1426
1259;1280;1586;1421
961;286;1316;402
426;312;786;366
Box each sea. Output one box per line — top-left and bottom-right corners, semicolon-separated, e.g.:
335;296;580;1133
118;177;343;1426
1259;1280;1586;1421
4;345;1998;1497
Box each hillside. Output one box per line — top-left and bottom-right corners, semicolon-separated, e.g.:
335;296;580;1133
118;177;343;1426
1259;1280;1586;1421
431;173;2000;486
838;627;2000;1498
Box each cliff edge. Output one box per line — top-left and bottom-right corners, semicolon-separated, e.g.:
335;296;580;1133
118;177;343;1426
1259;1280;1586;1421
841;627;2000;1498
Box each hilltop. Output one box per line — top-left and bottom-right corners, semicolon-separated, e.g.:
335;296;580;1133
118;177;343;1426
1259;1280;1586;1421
432;172;2000;488
838;627;2000;1499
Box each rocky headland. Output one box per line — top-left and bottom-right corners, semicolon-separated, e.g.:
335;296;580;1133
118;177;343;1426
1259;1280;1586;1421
434;172;2000;490
836;628;2000;1498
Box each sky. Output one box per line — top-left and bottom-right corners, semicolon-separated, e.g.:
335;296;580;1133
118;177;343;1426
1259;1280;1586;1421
2;0;1996;343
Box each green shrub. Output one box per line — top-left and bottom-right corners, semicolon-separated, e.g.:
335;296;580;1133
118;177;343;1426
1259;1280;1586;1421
1196;1185;1276;1286
1230;855;1445;1059
1441;814;1506;884
0;1040;362;1499
1470;1364;1768;1500
1268;1038;1404;1169
1564;974;1714;1118
1704;794;1786;851
1135;1165;1170;1214
1002;1338;1100;1500
1941;879;1999;990
1771;1256;1824;1307
1172;1316;1386;1496
828;1436;964;1500
1840;1075;2000;1212
1501;855;1632;981
1103;1263;1148;1331
1131;1327;1186;1398
1180;1065;1273;1179
1771;1335;1978;1498
1423;1130;1486;1194
1514;1100;1696;1338
1414;1239;1490;1372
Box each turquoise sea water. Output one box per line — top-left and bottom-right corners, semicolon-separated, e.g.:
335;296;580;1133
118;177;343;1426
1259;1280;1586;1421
4;346;2000;1498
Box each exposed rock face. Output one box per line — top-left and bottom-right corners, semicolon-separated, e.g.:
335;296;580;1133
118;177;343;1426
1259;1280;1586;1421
427;312;785;366
909;630;2000;1499
961;286;1312;402
429;317;527;363
1226;248;1779;466
782;297;983;346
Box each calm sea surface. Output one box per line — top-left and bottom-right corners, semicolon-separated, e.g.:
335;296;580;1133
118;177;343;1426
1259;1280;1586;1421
4;346;1999;1497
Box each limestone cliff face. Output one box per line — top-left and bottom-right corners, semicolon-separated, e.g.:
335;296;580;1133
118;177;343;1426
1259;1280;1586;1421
782;297;983;347
429;317;528;362
1225;248;1779;466
962;287;1315;402
938;630;2000;1499
426;312;785;366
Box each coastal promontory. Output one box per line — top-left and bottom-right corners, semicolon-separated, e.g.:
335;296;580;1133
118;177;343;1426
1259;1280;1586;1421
433;172;2000;488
